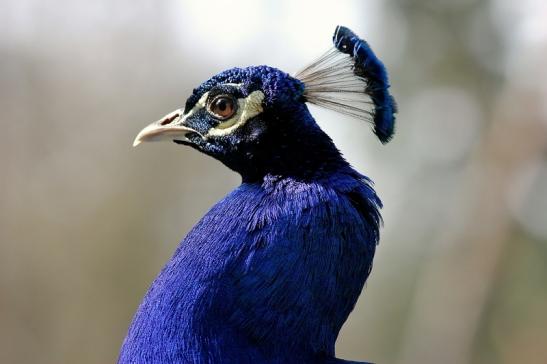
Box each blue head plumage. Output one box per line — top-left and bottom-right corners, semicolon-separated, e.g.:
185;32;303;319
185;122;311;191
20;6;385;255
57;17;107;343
133;26;396;179
185;66;305;112
122;25;394;364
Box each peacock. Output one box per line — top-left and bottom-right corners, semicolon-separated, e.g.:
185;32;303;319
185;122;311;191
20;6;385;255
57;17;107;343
119;25;397;364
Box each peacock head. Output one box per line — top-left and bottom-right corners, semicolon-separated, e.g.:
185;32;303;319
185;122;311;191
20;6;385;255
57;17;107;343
133;26;397;179
133;65;307;161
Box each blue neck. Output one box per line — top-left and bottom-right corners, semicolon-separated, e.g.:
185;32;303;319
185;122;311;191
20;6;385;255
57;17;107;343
119;107;381;363
213;106;348;183
119;165;380;363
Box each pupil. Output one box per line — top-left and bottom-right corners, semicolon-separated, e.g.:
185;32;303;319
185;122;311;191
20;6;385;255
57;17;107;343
217;99;227;111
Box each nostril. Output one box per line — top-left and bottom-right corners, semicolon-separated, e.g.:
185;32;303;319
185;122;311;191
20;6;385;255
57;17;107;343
160;113;180;126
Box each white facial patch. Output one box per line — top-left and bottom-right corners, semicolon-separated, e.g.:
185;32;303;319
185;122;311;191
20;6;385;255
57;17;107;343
179;85;265;139
206;90;265;138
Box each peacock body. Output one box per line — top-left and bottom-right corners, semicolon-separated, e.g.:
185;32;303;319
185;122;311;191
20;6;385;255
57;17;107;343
119;26;397;364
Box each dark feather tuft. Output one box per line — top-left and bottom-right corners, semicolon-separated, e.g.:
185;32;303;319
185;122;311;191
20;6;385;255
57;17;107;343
295;25;397;143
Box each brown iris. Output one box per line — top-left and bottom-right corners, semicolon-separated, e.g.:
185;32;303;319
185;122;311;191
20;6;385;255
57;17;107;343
207;95;237;120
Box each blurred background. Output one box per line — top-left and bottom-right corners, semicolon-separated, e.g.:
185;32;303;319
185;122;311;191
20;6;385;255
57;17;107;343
2;0;547;363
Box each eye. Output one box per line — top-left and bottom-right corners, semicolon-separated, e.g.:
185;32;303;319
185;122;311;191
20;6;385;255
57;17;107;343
207;95;237;120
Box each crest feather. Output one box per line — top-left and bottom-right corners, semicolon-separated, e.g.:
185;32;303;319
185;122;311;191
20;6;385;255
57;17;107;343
295;25;397;143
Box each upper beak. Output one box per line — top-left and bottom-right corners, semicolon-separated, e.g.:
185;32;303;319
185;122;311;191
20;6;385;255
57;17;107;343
133;109;200;147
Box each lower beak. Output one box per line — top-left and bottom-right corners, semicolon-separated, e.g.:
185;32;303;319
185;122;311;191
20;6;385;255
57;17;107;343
133;109;200;147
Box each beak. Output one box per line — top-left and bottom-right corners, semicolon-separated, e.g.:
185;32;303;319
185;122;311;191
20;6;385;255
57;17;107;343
133;109;200;147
